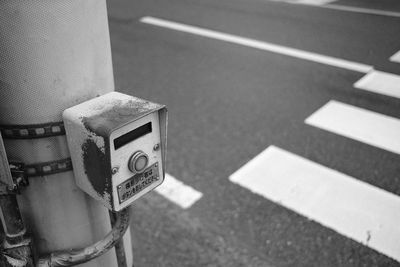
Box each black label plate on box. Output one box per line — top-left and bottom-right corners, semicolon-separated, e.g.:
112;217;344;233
118;163;160;203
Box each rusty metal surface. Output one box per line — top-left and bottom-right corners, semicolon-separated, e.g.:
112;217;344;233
2;237;34;267
81;138;113;204
109;212;128;267
0;133;13;190
37;208;131;267
81;96;164;138
0;195;25;239
0;194;34;267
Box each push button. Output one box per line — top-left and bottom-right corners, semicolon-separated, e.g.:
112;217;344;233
128;151;148;173
135;155;148;172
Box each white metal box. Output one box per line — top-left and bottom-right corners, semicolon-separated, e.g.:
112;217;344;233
63;92;167;211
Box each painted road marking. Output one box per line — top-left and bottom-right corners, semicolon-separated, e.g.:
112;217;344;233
273;0;400;18
271;0;336;6
229;145;400;262
155;173;203;209
140;17;373;73
305;100;400;155
295;0;336;5
322;4;400;18
354;70;400;99
269;0;400;17
390;51;400;63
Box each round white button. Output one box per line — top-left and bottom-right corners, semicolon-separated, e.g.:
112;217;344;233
134;155;148;172
128;151;148;173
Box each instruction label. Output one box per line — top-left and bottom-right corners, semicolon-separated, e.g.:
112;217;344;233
117;163;159;203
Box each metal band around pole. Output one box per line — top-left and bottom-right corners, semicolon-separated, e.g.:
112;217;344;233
0;122;65;139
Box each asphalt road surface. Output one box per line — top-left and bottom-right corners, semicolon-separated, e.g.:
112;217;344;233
107;0;400;266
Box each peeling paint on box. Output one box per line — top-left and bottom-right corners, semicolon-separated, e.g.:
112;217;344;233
81;98;159;137
81;138;111;202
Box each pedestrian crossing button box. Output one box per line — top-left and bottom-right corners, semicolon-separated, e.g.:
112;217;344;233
63;92;167;211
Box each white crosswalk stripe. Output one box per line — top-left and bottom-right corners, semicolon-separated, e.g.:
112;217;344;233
229;146;400;262
354;70;400;99
270;0;400;17
140;16;373;73
142;14;400;263
229;89;400;262
390;51;400;63
305;100;400;155
155;173;203;209
271;0;337;6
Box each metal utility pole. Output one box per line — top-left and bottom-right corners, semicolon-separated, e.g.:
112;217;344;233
0;0;133;266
